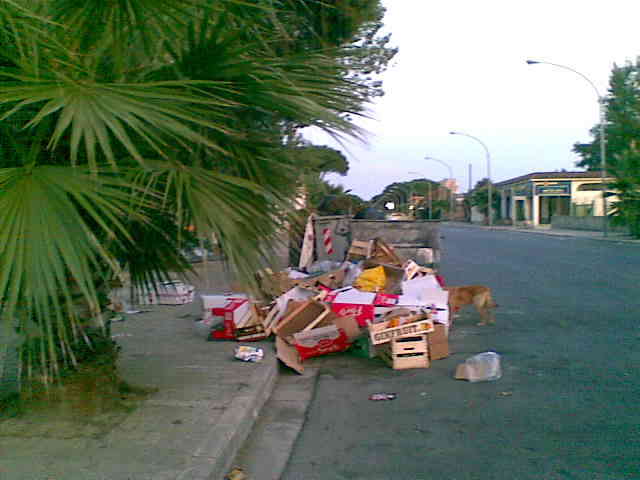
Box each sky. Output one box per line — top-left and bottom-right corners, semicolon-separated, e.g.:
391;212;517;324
303;0;640;199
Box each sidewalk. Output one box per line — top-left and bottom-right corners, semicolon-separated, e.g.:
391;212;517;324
0;261;278;480
445;221;640;244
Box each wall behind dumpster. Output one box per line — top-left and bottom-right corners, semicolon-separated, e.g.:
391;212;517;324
312;216;441;265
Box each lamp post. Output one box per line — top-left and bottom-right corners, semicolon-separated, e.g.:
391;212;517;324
425;156;455;219
449;131;493;227
526;59;607;237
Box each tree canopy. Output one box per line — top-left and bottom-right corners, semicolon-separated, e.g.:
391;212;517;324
572;59;640;236
0;0;397;383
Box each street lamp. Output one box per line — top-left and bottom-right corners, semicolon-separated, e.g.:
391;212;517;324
449;131;493;227
425;156;455;219
526;59;608;237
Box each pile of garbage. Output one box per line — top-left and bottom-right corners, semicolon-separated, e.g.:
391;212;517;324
197;238;452;373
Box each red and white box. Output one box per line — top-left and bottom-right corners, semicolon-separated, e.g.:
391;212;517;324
293;325;350;361
200;295;251;340
324;288;406;327
325;288;376;327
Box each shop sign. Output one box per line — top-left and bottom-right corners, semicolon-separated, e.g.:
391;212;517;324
511;183;532;195
535;181;571;195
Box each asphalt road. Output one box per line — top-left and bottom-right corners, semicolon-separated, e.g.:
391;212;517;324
280;226;640;480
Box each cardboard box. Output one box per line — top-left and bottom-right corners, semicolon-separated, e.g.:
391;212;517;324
274;300;360;373
368;318;434;346
276;336;304;374
273;300;332;340
377;335;430;370
207;297;251;340
325;288;376;327
156;281;195;305
365;238;404;267
256;269;297;298
294;325;350;361
427;323;449;360
201;294;246;322
294;267;346;291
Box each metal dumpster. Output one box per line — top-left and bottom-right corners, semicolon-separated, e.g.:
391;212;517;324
312;215;441;266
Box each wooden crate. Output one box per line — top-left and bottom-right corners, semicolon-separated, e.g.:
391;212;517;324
368;318;433;346
377;335;430;370
347;240;373;261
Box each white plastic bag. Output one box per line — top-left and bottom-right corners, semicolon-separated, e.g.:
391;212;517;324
456;351;502;382
342;261;364;286
307;260;343;274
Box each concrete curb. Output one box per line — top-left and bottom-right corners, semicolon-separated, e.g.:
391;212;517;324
232;366;321;480
444;222;640;244
177;345;280;480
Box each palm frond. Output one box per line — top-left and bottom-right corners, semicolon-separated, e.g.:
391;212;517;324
128;162;295;291
0;166;144;377
0;80;240;169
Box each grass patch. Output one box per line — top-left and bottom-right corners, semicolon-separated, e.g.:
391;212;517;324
0;339;157;438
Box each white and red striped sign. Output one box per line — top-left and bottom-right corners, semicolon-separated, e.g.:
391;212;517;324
322;228;334;255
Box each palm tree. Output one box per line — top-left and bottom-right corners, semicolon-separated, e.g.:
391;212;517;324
0;0;387;386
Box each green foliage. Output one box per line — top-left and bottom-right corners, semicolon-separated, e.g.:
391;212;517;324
574;59;640;172
290;145;349;176
609;147;640;238
0;0;395;385
469;178;500;219
314;184;365;216
573;59;640;233
370;179;451;218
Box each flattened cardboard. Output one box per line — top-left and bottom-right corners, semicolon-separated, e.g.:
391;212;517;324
276;336;304;374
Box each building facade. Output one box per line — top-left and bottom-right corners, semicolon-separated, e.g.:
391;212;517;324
494;171;616;227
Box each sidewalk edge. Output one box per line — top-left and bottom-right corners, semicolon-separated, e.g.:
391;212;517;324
179;345;279;480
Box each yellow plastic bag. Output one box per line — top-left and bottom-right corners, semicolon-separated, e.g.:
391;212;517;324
354;266;387;292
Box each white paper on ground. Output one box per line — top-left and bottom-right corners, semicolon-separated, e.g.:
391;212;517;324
329;287;376;304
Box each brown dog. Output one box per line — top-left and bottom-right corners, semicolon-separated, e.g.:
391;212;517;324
444;285;498;326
